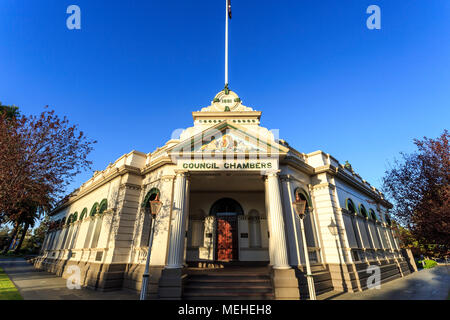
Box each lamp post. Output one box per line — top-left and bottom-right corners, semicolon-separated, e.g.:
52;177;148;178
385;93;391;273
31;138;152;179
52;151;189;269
139;194;163;300
292;193;316;300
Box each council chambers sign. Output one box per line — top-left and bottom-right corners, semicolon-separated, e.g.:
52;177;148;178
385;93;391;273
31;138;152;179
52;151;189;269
177;159;279;171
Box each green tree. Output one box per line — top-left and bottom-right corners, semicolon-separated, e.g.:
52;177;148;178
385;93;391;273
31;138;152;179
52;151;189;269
383;130;449;257
0;102;19;119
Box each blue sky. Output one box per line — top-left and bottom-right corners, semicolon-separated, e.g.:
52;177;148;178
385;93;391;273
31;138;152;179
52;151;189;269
0;0;449;195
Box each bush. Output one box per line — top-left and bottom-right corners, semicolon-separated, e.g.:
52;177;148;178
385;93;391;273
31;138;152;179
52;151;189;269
423;259;438;269
416;259;438;269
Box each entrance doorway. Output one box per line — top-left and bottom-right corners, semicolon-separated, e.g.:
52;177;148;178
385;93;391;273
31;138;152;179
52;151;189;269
210;198;243;262
216;214;238;261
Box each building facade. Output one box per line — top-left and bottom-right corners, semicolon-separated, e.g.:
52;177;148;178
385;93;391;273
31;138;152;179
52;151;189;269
33;89;412;299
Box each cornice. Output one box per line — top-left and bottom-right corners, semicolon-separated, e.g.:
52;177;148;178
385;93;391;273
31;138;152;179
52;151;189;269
50;164;143;216
309;164;392;209
141;157;174;175
281;156;315;175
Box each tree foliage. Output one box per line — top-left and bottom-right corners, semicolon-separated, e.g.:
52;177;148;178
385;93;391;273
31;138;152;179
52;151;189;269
0;102;19;119
0;106;96;252
382;130;449;254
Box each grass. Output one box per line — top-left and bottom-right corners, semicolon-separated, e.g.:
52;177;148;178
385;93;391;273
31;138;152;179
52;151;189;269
0;267;23;300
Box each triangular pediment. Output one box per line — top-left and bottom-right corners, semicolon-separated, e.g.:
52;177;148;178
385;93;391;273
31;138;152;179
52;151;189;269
168;121;288;158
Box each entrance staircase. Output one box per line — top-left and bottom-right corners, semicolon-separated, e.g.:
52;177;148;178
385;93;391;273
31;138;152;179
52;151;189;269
183;263;274;300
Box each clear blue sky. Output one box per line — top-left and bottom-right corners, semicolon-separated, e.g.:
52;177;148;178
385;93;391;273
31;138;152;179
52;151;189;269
1;0;449;194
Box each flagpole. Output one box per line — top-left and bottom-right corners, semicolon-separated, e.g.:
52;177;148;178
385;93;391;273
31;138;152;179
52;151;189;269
225;0;229;87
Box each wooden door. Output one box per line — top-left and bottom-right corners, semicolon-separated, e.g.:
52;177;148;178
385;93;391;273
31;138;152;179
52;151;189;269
216;216;238;261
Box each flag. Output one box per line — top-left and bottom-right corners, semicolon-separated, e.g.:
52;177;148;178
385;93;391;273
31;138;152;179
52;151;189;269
228;0;232;19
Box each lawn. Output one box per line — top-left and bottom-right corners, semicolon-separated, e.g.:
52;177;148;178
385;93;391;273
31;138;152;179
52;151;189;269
0;267;23;300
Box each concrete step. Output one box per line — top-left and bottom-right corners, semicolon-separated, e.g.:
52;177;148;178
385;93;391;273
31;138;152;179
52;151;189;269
183;292;275;300
184;287;273;294
183;267;274;300
186;275;271;282
186;280;271;287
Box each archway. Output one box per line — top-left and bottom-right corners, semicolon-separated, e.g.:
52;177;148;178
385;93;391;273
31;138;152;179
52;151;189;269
210;198;243;261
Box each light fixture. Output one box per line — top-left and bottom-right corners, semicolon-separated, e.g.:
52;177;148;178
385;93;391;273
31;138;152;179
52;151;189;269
292;193;307;220
150;199;163;216
328;220;339;237
140;193;162;300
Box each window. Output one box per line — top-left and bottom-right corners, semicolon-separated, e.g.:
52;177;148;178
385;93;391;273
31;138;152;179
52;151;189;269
295;188;319;247
142;188;161;211
98;199;108;214
346;199;356;214
359;204;368;218
352;249;360;262
385;214;392;226
141;188;161;246
90;203;99;216
79;208;88;220
369;209;377;221
210;198;243;216
90;217;103;248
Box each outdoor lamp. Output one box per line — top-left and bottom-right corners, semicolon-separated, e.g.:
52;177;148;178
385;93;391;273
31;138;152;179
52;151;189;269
140;193;162;301
328;220;339;237
292;192;316;300
292;194;307;220
150;197;163;216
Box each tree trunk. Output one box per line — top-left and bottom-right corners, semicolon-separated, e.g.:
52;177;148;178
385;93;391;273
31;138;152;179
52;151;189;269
2;221;20;254
14;222;29;254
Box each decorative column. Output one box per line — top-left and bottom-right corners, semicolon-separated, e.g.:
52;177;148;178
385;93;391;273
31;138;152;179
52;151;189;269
280;175;301;266
158;171;189;299
265;171;300;300
265;171;290;269
166;171;188;269
264;176;275;266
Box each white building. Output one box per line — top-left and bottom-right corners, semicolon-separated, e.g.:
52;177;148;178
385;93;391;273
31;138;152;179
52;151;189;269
34;89;413;299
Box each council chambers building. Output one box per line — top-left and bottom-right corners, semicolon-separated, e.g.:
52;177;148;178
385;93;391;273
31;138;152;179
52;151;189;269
34;89;414;299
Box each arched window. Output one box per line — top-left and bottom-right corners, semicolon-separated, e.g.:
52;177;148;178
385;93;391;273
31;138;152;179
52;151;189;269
98;199;108;214
385;214;392;226
248;210;262;248
359;204;368;218
294;188;312;209
294;188;318;249
142;188;161;211
140;188;161;246
72;212;78;222
90;202;99;216
210;198;244;216
369;209;377;221
79;208;88;220
346;199;356;214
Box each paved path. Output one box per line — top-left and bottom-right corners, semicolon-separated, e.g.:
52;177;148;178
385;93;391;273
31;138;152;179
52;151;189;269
331;265;450;300
2;258;449;300
0;258;138;300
